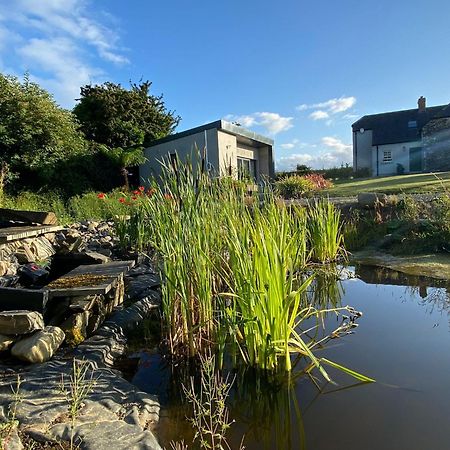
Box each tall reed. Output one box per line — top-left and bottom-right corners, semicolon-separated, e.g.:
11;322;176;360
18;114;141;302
307;199;345;263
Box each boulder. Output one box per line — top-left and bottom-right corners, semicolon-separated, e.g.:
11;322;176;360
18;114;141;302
11;326;65;363
357;192;388;208
0;334;15;351
0;310;44;335
83;250;110;264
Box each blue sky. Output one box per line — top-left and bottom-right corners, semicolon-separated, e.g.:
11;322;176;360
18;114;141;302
1;0;450;170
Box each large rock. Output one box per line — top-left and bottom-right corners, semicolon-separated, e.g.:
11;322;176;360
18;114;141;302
0;334;15;351
357;192;388;207
0;310;44;335
11;326;65;363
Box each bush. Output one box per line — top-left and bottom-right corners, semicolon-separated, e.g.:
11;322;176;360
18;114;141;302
303;173;333;190
275;175;315;199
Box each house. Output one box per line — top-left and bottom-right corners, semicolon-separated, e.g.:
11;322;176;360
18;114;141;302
139;120;275;183
352;97;450;177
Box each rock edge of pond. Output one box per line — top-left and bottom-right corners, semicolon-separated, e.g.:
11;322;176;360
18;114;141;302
351;251;450;281
0;291;163;450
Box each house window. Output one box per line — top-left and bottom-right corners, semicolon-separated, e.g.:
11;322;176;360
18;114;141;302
408;120;417;128
382;151;392;163
237;157;256;180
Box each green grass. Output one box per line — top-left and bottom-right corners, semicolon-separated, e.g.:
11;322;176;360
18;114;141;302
322;171;450;197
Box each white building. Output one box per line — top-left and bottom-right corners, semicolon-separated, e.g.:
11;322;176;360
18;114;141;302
140;120;274;183
352;97;450;177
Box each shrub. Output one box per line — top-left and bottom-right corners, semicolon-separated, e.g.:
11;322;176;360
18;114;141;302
303;173;333;190
275;175;315;199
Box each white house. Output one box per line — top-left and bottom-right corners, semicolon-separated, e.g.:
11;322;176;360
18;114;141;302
352;97;450;177
140;120;274;183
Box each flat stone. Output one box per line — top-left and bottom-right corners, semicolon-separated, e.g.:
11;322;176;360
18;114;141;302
0;334;15;351
84;250;110;264
11;326;65;363
0;311;44;335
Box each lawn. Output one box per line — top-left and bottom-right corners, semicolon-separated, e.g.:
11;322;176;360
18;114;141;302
322;171;450;197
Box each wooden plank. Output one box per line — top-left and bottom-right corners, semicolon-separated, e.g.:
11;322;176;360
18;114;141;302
0;225;64;243
0;208;57;225
47;260;134;298
0;287;48;312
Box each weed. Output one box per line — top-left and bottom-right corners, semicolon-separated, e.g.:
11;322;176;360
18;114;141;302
0;375;22;450
60;359;97;450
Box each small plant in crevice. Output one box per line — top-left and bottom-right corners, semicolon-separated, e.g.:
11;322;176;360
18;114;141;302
60;359;97;450
0;375;22;450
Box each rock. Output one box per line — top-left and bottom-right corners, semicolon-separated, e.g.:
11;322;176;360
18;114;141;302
11;326;65;363
61;312;90;346
84;250;110;264
87;221;99;231
95;248;112;258
28;236;55;260
0;311;44;335
14;243;35;263
357;192;388;207
0;334;15;351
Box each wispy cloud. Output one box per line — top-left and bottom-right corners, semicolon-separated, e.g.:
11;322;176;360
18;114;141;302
225;112;293;135
297;96;357;121
0;0;127;106
309;110;329;120
276;136;352;171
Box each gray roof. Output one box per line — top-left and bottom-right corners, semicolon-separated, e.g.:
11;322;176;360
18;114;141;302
147;119;274;147
352;104;450;145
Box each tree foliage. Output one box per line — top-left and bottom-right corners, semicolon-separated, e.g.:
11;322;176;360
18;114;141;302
0;73;88;190
73;80;180;149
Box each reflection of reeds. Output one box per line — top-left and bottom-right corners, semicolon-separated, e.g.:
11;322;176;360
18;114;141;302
230;369;306;450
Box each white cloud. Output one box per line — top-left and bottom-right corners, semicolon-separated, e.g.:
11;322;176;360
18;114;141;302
297;96;357;121
309;110;329;120
276;136;352;171
0;0;127;107
225;112;293;135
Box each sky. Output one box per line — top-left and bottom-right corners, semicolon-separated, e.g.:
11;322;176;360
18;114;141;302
1;0;450;170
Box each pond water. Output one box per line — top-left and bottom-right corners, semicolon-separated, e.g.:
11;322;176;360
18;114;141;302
134;266;450;450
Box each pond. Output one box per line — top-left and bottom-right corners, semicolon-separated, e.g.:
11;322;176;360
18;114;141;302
132;265;450;450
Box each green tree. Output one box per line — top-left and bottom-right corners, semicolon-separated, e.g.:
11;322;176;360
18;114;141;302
0;73;88;191
73;80;180;149
104;145;147;190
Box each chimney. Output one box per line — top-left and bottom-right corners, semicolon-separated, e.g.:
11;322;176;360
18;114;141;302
418;96;426;112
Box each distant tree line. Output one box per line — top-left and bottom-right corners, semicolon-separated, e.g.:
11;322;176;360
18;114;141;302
275;163;370;181
0;73;180;197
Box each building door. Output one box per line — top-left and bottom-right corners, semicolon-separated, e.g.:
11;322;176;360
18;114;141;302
409;147;423;172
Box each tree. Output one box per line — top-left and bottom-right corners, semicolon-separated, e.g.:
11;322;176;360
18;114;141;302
73;80;180;149
104;145;147;190
295;164;312;175
0;73;88;191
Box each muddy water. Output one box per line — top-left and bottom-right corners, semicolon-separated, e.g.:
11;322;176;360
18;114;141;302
150;266;450;450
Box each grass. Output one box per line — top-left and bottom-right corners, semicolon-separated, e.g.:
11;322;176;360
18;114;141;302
322;171;450;197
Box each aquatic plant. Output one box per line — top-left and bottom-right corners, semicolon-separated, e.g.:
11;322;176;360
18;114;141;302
307;199;345;263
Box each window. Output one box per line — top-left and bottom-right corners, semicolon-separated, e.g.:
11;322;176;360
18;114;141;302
408;120;417;128
237;157;256;180
382;151;392;163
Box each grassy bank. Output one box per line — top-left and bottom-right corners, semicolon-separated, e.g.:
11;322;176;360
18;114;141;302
322;171;450;197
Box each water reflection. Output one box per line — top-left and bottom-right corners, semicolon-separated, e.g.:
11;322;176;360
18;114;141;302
155;265;450;450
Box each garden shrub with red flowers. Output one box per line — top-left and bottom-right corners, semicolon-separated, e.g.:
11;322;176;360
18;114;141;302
275;173;333;199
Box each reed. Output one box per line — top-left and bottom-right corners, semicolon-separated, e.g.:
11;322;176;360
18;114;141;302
307;199;345;263
117;155;368;381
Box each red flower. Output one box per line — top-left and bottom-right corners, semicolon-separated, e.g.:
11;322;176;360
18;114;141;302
138;186;145;192
164;193;173;200
119;197;126;204
132;190;140;195
131;196;137;201
97;193;106;199
147;187;156;197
